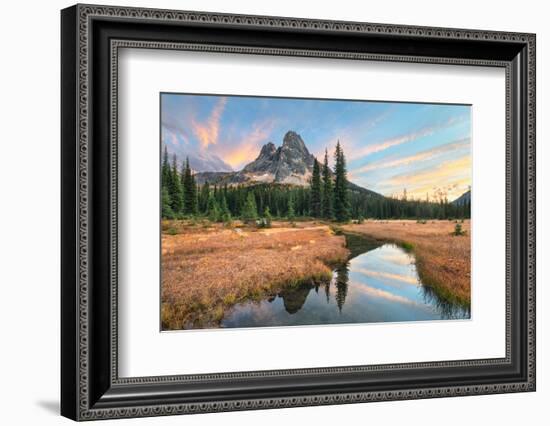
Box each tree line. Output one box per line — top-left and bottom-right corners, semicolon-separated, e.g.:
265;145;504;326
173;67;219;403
161;143;470;223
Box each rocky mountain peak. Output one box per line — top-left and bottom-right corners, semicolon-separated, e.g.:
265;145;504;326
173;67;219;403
259;142;276;157
282;131;308;154
242;142;277;174
198;130;317;186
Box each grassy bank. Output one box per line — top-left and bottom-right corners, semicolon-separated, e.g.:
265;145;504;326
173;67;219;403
161;220;349;329
343;220;471;307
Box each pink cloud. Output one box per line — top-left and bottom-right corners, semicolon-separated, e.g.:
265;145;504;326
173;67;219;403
190;97;227;149
217;119;277;170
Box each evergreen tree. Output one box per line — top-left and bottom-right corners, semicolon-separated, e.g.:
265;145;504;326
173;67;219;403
199;181;210;214
321;149;333;219
161;186;174;219
220;195;230;216
241;192;258;223
194;182;199;214
263;206;272;228
287;192;296;222
182;157;198;215
220;195;232;224
333;141;350;222
309;158;322;217
161;145;172;186
206;192;220;222
168;154;184;215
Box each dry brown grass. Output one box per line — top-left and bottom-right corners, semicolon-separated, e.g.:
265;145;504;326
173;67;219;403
343;220;471;307
161;221;349;330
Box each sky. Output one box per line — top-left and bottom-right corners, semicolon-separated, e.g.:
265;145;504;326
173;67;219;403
161;93;471;201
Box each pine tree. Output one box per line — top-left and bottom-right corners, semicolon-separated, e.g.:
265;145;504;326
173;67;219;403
206;192;220;222
287;192;296;222
193;182;199;214
321;149;333;219
161;145;172;186
310;158;322;217
161;146;174;213
161;187;174;219
168;154;184;215
220;195;230;216
182;157;198;215
263;206;272;228
333;141;350;222
241;192;258;223
199;181;210;214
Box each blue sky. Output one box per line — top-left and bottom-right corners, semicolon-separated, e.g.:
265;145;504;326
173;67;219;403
161;93;471;201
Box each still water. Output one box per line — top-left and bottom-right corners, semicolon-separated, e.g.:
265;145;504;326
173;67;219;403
221;236;470;328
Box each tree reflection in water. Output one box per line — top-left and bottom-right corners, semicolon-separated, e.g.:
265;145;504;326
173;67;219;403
221;233;470;328
334;263;350;313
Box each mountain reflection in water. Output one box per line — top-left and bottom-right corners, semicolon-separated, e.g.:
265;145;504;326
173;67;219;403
220;235;470;328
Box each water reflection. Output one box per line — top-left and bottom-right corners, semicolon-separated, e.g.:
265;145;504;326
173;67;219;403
220;236;470;328
279;284;311;314
334;263;349;312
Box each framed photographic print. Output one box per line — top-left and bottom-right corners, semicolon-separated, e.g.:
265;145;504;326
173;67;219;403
61;4;536;421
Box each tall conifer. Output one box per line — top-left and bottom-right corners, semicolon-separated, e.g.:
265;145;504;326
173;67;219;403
310;159;322;217
241;192;258;223
182;157;198;215
333;141;350;222
169;154;184;215
321;149;333;219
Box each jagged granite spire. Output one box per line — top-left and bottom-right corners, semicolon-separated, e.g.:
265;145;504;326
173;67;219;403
195;131;316;186
238;131;315;185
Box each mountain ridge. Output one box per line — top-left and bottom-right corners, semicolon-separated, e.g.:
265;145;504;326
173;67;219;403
451;190;471;206
193;130;381;198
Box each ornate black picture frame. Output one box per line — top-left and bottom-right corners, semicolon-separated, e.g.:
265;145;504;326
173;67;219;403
61;4;536;421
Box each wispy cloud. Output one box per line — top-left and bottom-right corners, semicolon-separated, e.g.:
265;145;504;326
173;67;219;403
190;97;227;149
348;115;468;160
382;155;471;200
354;137;470;174
313;109;392;162
353;285;419;307
356;268;419;285
218;119;277;169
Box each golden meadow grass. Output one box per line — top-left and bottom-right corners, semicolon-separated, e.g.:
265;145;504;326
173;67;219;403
343;220;471;306
161;220;349;330
161;219;470;329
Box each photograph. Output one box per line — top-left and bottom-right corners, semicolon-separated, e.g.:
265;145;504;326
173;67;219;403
160;94;472;330
56;3;536;420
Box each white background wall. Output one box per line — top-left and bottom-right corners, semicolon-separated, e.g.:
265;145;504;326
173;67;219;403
0;0;546;424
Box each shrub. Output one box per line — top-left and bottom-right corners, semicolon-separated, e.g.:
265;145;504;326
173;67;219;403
453;222;466;236
257;218;268;228
332;226;344;236
401;241;414;251
264;207;272;228
166;227;178;236
222;213;233;227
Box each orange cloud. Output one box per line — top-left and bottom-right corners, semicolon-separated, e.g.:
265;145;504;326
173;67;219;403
384;155;471;200
220;120;277;169
190;97;227;149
